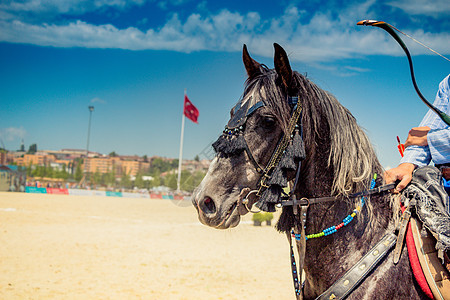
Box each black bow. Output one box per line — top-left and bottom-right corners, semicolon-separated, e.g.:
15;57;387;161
358;20;450;126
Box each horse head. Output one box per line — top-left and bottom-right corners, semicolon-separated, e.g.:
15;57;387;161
192;43;380;231
192;44;299;229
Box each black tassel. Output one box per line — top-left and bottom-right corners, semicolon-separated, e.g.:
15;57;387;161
275;207;295;233
292;129;306;160
233;134;247;153
278;144;296;170
212;136;224;153
212;134;246;156
256;201;276;212
268;165;288;186
256;186;281;212
258;128;307;212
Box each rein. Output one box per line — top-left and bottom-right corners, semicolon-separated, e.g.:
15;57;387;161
280;183;395;208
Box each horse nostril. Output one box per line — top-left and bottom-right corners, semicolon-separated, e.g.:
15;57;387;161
200;196;217;215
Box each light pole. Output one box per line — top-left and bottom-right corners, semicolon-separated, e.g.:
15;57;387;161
85;106;94;186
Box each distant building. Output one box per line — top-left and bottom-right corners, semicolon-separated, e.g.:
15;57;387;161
84;156;150;177
85;157;114;174
15;153;56;166
120;159;150;176
183;159;210;173
58;149;102;158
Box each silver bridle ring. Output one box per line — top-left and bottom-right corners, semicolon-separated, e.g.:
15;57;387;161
241;190;262;213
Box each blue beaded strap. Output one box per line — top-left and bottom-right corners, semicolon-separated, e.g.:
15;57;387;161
289;243;301;297
292;174;377;241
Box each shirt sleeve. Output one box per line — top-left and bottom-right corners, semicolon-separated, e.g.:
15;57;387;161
400;74;450;166
401;145;431;167
428;128;450;165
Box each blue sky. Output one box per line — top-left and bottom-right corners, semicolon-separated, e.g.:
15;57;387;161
0;0;449;169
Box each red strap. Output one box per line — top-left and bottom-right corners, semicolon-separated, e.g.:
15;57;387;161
401;205;434;298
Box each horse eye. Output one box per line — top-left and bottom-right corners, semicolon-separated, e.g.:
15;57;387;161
261;116;276;129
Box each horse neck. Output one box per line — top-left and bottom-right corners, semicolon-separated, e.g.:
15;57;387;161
298;155;395;295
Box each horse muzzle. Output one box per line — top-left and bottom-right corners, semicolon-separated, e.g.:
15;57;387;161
192;194;242;229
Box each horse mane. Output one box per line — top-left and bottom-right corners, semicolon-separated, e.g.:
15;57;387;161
246;68;383;197
299;74;382;195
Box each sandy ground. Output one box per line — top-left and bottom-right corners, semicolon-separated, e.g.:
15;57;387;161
0;192;294;299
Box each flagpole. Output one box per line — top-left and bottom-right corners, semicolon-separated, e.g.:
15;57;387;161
177;90;186;192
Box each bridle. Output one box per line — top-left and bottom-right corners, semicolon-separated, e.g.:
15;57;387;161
216;90;305;212
253;94;304;198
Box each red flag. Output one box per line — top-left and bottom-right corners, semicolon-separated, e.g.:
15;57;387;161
184;95;199;123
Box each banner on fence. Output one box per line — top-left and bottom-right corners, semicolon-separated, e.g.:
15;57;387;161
92;190;106;197
47;188;69;195
106;191;122;197
25;187;47;194
23;187;189;201
68;189;94;196
122;192;150;199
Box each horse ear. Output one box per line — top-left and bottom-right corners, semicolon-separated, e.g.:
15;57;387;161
243;44;261;79
274;43;293;89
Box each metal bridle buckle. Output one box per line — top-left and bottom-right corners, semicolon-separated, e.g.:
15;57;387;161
300;197;310;208
241;190;262;213
293;196;309;215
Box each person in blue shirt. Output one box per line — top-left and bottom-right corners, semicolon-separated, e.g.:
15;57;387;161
385;74;450;193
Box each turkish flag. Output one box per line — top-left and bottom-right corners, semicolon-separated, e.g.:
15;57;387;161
184;95;199;123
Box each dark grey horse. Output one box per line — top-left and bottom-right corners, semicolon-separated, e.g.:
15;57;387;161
192;44;425;299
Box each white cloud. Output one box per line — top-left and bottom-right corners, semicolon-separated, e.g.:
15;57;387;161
0;0;138;16
0;127;27;142
0;1;448;63
345;66;370;73
0;0;190;17
387;0;450;17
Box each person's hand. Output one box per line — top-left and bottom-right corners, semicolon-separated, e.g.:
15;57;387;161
384;163;416;192
404;126;430;147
